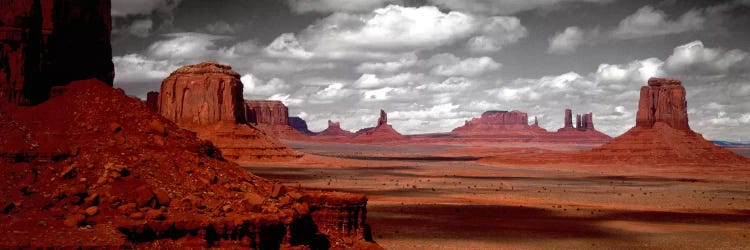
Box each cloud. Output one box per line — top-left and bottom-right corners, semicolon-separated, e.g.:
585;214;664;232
547;26;585;54
310;83;356;104
466;16;527;53
664;41;750;76
147;33;232;60
126;18;154;38
427;0;614;15
241;74;291;99
284;0;403;13
292;5;526;59
113;54;178;86
265;33;314;59
356;53;417;73
112;0;183;17
429;54;501;77
611;5;706;39
354;73;423;88
204;21;246;34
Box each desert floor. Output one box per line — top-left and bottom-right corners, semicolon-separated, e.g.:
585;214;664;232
243;141;750;249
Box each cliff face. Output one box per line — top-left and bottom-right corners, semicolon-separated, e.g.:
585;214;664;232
289;116;316;136
158;62;245;126
452;110;531;135
158;62;300;161
245;100;289;125
635;78;689;130
244;100;307;140
145;91;158;112
0;0;113;105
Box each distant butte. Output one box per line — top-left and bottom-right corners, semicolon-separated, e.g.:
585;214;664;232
353;109;407;142
316;120;356;137
244;100;307;140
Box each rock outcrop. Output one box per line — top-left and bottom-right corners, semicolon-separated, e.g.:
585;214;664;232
317;120;355;137
158;62;300;161
145;91;158;112
452;110;533;135
0;79;379;249
245;100;307;140
635;78;690;130
289;116;316;136
245;100;288;125
0;0;113;105
353;110;406;142
158;62;245;125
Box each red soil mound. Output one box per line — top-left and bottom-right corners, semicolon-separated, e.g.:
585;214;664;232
0;79;379;249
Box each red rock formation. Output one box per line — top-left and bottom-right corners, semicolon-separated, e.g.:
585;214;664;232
158;62;245;125
579;113;594;130
244;100;307;140
245;100;289;125
0;0;113;105
0;79;381;249
636;78;690;130
158;62;300;161
289;116;316;136
564;109;573;129
452;110;532;135
317;120;355;137
145;91;158;112
353;110;406;142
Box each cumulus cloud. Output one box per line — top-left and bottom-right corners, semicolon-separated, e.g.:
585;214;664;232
354;73;423;88
429;54;501;77
356;53;417;74
113;54;178;86
547;26;585;54
265;33;314;59
284;0;403;13
241;75;291;99
611;5;706;39
289;5;526;59
664;41;750;76
427;0;614;15
147;33;231;60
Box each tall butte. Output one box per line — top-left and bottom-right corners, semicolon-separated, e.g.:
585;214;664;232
158;62;301;161
353;109;406;142
592;78;749;165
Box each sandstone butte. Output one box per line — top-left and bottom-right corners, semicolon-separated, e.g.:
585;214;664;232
352;109;407;142
447;109;610;143
158;62;302;161
289;116;317;136
0;1;380;248
316;120;356;137
482;78;750;166
244;100;307;140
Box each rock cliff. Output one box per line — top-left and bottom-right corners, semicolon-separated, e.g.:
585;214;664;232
158;62;300;161
0;0;113;105
635;78;690;130
452;110;532;135
289;116;316;136
245;100;307;140
145;91;158;112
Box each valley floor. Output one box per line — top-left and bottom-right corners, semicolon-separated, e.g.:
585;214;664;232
243;142;750;249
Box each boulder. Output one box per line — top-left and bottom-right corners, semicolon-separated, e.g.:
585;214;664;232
0;0;113;105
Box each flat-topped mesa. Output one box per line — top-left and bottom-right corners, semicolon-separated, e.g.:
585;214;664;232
244;100;289;125
1;0;113;105
158;62;245;126
317;120;355;137
145;91;159;112
453;110;531;135
636;77;690;130
288;116;316;135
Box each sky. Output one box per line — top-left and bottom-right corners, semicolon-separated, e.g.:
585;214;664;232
110;0;750;141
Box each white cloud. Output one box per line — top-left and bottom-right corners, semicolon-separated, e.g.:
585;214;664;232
311;83;355;104
354;73;423;88
269;94;305;107
205;21;244;34
430;55;501;77
547;26;585;54
595;57;665;88
147;33;231;60
298;5;526;59
611;6;706;39
113;54;178;85
241;74;291;98
265;33;314;59
466;16;527;52
427;0;614;15
356;53;417;73
664;41;750;76
126;18;153;38
284;0;403;13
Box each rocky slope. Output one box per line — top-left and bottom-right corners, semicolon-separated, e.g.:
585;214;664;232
316;120;355;137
